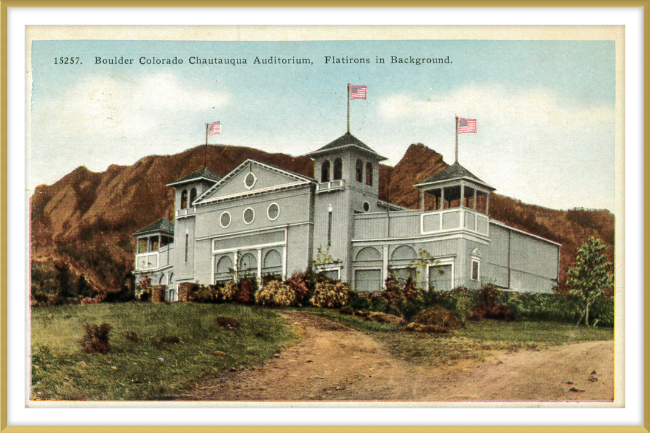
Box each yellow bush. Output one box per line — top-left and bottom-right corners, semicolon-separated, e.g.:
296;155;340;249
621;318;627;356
255;280;296;307
310;282;351;308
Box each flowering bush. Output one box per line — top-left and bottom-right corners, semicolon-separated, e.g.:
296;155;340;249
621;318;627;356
189;285;217;303
284;272;312;305
219;279;256;304
80;296;104;305
255;280;297;307
136;276;151;302
310;282;351;308
379;273;426;321
220;281;238;302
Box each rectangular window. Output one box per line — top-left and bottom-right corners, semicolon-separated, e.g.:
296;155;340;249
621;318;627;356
327;211;333;246
471;260;480;281
184;234;189;263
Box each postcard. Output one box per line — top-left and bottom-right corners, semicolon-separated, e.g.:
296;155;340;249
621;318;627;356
25;25;623;409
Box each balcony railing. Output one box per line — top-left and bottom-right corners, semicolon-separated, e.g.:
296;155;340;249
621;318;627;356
316;179;345;194
136;252;159;271
420;208;489;236
176;207;196;218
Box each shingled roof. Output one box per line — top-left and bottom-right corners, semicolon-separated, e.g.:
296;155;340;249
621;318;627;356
416;162;494;190
132;217;174;236
306;132;387;161
167;166;221;187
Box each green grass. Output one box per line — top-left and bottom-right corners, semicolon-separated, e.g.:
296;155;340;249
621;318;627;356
31;303;299;401
309;309;614;366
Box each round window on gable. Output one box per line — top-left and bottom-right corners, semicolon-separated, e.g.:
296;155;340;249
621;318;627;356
244;172;257;189
267;203;280;221
220;212;231;228
243;207;255;224
362;201;370;212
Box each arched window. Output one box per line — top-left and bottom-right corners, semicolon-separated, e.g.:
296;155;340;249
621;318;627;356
189;188;197;207
321;160;331;182
333;158;343;180
355;159;363;182
365;162;373;186
180;190;188;209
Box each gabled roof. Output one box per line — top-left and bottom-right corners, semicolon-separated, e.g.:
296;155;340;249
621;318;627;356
415;162;495;190
194;159;315;205
306;132;387;161
132;217;174;237
167;166;221;187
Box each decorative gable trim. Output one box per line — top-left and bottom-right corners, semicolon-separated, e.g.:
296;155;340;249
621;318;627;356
194;159;315;205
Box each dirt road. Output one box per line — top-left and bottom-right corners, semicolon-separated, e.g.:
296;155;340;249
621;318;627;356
183;312;614;402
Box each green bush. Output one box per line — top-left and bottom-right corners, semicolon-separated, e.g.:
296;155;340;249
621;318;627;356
311;282;351;308
255;280;297;307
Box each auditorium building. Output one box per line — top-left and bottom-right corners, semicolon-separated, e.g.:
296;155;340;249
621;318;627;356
132;132;561;302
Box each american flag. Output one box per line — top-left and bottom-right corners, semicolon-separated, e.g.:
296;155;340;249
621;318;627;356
208;121;221;136
349;84;367;100
458;118;477;134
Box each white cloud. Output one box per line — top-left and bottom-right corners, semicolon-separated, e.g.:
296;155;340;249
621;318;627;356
33;73;230;140
378;85;613;130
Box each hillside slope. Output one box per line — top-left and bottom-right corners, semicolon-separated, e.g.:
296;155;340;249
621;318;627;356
30;142;614;294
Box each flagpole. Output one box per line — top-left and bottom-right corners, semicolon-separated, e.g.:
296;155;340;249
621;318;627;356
205;123;209;168
455;116;459;163
347;84;351;133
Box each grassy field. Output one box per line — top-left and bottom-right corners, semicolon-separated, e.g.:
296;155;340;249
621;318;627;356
31;303;299;401
310;309;614;366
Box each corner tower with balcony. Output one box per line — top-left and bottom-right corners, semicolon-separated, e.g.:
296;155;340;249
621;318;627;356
166;167;221;285
306;132;387;282
133;217;175;286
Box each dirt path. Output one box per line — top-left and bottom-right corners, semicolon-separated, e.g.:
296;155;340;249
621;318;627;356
183;312;614;402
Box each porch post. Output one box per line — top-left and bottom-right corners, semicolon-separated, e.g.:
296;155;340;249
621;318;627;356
440;188;445;210
460;182;465;208
256;248;262;285
282;246;287;280
420;189;425;211
382;245;389;284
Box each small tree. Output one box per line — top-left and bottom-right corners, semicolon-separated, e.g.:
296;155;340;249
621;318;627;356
567;237;614;326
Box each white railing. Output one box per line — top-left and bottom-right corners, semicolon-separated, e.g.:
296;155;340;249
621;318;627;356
316;179;345;193
420;208;489;236
176;207;197;218
135;252;159;271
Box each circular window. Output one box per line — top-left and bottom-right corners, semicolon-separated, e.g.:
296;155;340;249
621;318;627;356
267;203;280;220
243;207;255;224
244;172;257;189
220;211;231;228
362;201;370;212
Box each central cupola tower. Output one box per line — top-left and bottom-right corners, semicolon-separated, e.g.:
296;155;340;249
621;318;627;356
306;132;387;282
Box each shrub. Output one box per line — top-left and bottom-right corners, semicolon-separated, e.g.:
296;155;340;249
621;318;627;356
414;306;462;334
189;285;216;303
80;296;104;305
311;282;351;308
340;305;354;315
216;316;240;330
284;272;312;305
255;280;297;307
219;281;239;303
136;276;151;302
379;273;426;321
125;331;140;343
80;323;112;354
449;288;476;325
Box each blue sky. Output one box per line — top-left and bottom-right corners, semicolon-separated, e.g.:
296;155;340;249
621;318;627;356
30;39;616;212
